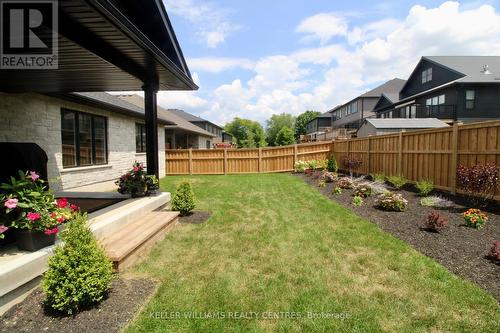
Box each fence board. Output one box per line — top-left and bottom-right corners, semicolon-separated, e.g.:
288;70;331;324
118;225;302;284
165;120;500;200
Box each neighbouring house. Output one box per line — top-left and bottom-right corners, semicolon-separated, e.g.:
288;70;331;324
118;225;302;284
303;111;333;141
329;78;407;132
167;109;232;145
375;56;500;122
118;95;217;149
356;118;449;137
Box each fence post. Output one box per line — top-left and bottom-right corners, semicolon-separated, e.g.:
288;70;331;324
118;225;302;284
188;148;193;175
258;148;262;173
367;136;372;174
398;131;403;175
223;149;228;175
293;144;298;166
450;122;459;194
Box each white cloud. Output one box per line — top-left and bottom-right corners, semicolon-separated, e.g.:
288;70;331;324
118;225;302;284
187;57;254;73
296;13;349;44
162;1;500;125
164;0;239;48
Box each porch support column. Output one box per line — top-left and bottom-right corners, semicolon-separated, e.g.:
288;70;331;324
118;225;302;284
143;80;159;178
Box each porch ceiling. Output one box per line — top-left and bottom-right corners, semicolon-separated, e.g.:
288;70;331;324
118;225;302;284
0;0;197;93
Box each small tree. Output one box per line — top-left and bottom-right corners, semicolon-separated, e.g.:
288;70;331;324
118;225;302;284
42;214;113;314
326;155;338;173
456;163;498;206
342;156;362;177
171;182;195;216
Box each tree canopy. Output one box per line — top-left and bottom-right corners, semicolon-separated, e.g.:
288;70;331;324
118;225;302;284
265;113;295;146
295;110;321;139
224;118;267;148
275;126;295;146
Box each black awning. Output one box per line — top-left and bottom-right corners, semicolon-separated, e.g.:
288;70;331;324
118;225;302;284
0;0;198;93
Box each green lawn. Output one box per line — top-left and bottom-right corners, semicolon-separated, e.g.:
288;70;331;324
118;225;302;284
125;174;499;333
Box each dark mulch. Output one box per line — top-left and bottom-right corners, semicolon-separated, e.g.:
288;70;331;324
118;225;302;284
179;211;211;224
295;171;500;301
1;278;157;333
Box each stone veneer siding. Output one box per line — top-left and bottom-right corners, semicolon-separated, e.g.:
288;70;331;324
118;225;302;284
0;93;165;191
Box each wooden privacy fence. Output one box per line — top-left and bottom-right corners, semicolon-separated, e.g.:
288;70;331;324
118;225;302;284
331;120;500;199
166;120;500;199
165;141;332;175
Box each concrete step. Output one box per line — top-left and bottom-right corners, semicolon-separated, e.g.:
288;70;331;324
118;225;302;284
89;192;170;240
100;211;179;271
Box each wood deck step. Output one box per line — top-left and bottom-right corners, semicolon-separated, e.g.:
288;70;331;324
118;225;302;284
100;211;179;271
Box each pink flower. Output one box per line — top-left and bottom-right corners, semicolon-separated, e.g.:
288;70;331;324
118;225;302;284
29;171;40;182
57;217;65;223
4;198;18;209
70;204;79;212
0;225;8;233
44;227;59;235
133;166;140;172
26;212;41;221
50;212;57;218
56;198;68;209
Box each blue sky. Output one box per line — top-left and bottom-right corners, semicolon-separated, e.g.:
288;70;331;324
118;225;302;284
158;0;500;125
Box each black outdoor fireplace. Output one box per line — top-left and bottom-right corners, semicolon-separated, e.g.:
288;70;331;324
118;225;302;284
0;142;49;186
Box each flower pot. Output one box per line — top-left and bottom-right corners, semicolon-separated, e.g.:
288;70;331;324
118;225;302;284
16;229;56;251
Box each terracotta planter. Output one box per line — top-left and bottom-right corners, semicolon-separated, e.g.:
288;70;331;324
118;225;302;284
16;229;56;251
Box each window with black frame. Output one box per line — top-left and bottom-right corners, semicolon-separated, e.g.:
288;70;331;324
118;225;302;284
135;123;147;153
465;90;475;110
60;109;108;168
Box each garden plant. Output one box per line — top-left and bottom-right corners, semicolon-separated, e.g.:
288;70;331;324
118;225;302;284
116;162;159;197
42;214;113;314
171;182;196;216
415;180;434;196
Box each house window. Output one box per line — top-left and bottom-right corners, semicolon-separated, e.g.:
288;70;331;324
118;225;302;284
206;140;211;149
466;90;475;109
426;94;445;106
61;109;107;168
422;68;432;83
135;123;146;153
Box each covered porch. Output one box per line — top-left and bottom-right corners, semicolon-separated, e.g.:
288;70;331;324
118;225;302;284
0;0;196;314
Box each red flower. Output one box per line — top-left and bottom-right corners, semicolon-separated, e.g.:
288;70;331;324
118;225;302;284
44;227;59;235
26;212;41;221
70;204;79;212
56;198;68;209
50;212;57;218
57;217;65;223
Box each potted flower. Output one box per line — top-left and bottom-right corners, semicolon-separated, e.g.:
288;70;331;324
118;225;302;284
0;170;79;251
115;162;160;197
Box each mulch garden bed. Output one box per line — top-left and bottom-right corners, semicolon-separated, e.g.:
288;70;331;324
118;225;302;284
179;211;211;224
1;278;157;333
295;171;500;301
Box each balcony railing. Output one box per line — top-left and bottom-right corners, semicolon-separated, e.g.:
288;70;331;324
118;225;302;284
378;104;457;120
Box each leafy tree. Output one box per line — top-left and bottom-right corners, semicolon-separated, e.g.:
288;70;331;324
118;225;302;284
275;126;295;146
294;110;321;139
224;118;267;148
266;113;295;146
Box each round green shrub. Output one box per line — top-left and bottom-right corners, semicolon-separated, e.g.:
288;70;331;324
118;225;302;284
42;213;113;314
171;182;195;216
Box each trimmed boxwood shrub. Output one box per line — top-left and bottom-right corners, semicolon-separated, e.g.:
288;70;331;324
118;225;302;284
42;213;113;314
171;182;195;216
